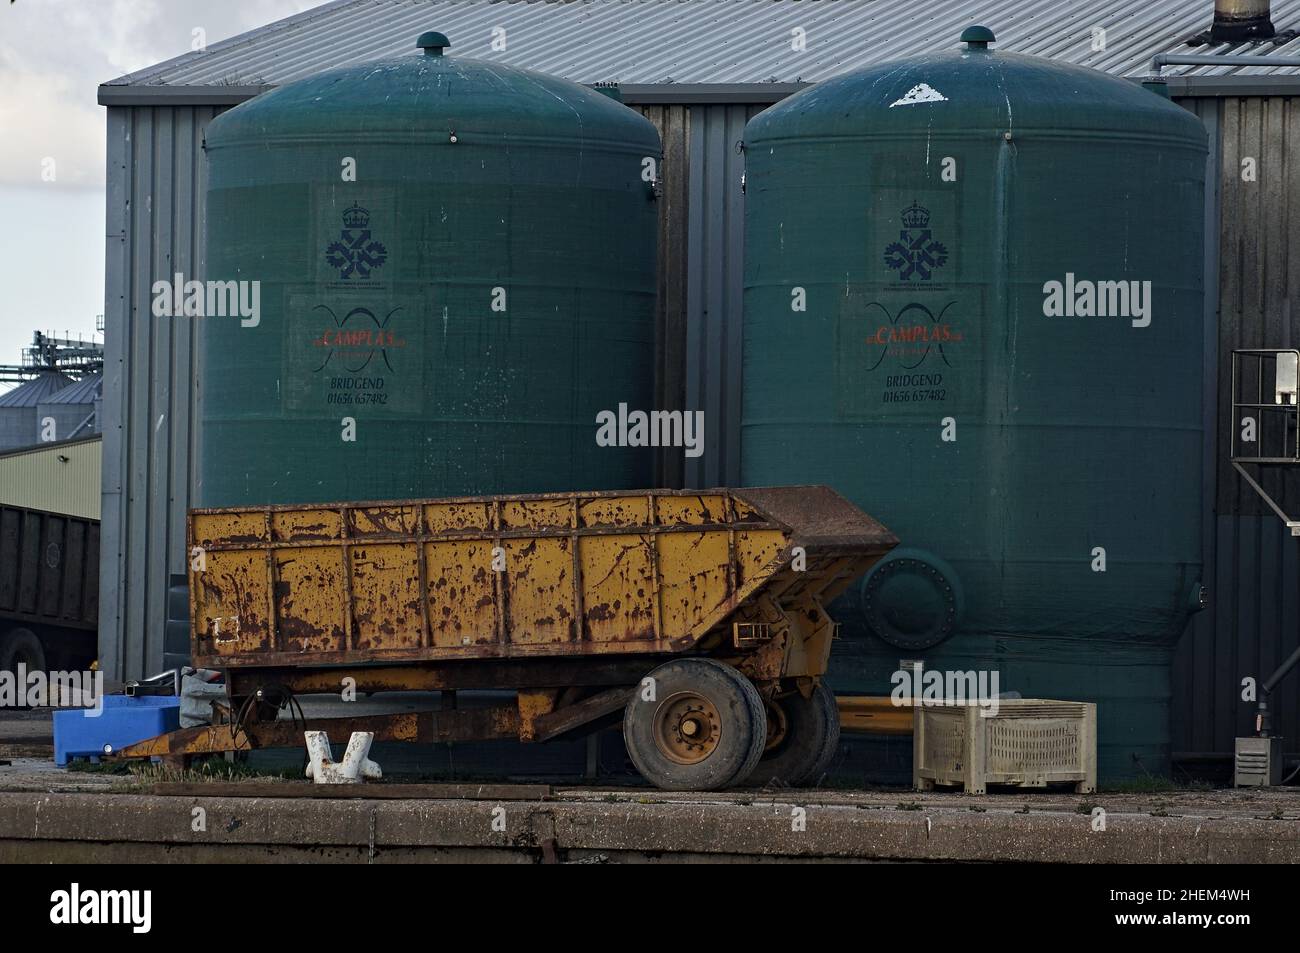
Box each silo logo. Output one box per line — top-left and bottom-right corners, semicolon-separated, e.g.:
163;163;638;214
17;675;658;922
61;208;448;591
324;204;388;280
310;304;407;373
863;301;962;370
883;202;948;281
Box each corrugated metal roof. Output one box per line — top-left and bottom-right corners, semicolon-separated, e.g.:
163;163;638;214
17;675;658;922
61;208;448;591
0;372;72;408
40;373;102;406
102;0;1300;93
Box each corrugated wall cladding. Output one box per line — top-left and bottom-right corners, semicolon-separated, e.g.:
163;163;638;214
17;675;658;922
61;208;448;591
0;439;102;520
684;104;762;489
1174;95;1300;759
100;105;222;681
639;105;691;488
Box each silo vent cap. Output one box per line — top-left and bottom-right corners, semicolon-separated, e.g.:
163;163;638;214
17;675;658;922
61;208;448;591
417;32;451;55
960;25;996;48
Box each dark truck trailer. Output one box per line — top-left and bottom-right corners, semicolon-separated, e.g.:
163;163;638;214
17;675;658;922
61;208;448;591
0;505;99;674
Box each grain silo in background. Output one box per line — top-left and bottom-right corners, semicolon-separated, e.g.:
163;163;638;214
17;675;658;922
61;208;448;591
0;372;72;450
36;374;102;446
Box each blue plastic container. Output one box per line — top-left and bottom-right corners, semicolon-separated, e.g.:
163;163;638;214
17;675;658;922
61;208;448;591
53;696;180;766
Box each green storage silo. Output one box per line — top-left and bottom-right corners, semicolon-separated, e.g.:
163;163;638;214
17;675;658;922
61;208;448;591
200;33;660;506
741;28;1208;780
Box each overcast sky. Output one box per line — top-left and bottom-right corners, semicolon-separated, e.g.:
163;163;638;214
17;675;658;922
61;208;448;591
0;0;329;389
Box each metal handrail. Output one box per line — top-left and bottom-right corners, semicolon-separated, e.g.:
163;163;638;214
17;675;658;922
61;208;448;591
1230;348;1300;537
1230;349;1299;463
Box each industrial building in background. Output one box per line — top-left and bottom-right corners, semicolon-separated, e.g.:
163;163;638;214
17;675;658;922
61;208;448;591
95;0;1300;774
0;437;101;521
0;330;103;451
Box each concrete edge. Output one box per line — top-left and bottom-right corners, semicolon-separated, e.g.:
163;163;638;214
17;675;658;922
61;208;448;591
1;793;1297;862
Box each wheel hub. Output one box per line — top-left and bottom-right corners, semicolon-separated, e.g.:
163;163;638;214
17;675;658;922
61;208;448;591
653;692;722;765
763;697;790;752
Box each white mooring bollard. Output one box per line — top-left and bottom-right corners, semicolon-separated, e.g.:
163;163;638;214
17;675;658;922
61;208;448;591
304;731;382;784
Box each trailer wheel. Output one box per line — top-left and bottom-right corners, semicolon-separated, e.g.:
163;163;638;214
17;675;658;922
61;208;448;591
0;629;47;708
623;658;766;791
745;681;841;788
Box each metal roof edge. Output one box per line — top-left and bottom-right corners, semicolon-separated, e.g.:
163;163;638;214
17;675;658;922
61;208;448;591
98;84;272;106
620;83;807;104
96;72;1300;109
98;81;808;108
0;434;102;461
1163;74;1300;96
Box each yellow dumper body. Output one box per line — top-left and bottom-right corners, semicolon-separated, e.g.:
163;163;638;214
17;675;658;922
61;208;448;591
189;486;894;679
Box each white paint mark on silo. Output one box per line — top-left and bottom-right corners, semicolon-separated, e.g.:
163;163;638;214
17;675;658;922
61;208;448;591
889;83;947;107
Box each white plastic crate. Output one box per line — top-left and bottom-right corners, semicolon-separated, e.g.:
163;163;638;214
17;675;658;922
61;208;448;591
913;699;1097;795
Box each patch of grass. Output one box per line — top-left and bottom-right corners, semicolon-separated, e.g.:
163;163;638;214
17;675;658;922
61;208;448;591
65;760;134;775
122;759;296;786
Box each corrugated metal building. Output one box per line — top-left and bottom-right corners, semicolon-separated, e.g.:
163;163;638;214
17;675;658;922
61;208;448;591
98;0;1300;766
35;374;103;447
0;435;102;520
0;372;72;450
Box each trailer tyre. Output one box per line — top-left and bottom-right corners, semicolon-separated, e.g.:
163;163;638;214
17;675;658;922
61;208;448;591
0;629;47;696
746;681;841;788
624;658;766;791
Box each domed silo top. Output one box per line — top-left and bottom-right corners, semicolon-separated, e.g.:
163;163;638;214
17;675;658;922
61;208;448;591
740;26;1210;781
745;26;1206;151
198;33;661;507
205;31;660;154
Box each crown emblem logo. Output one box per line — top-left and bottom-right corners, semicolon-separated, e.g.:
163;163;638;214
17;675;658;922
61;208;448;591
324;203;387;280
900;201;930;229
883;199;948;282
341;203;370;229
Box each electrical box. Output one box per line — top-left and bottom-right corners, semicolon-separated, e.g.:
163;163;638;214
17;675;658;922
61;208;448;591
1234;736;1284;787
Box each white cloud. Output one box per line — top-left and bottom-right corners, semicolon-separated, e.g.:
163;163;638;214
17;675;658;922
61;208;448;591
0;0;329;363
0;0;328;189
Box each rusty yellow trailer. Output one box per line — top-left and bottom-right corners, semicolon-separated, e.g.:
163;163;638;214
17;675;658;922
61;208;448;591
124;486;895;790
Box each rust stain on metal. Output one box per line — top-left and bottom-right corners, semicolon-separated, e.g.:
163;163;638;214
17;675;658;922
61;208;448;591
188;487;897;672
